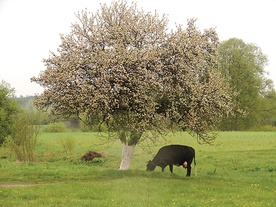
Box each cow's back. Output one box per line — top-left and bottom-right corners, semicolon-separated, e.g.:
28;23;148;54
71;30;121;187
153;145;194;164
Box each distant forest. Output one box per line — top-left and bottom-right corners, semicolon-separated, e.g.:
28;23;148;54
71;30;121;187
15;94;276;131
16;95;35;109
16;95;81;129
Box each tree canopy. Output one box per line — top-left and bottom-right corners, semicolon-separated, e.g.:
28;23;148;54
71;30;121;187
0;81;19;145
32;1;235;169
217;38;271;130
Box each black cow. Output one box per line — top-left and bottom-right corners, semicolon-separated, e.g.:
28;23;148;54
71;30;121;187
146;145;196;177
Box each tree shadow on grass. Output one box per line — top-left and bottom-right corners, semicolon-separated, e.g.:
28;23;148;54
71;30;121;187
96;168;193;181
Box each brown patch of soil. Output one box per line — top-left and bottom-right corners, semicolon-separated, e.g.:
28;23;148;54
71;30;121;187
0;183;37;187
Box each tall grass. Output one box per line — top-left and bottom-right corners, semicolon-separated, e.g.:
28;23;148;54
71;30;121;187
0;131;275;206
3;113;40;162
57;135;76;155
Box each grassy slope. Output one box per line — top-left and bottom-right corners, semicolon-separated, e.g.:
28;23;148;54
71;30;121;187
0;132;275;207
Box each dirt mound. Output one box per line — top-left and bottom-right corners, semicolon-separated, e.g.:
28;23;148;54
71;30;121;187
81;151;101;161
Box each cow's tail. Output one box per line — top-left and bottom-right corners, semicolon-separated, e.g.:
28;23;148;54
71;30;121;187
194;154;197;176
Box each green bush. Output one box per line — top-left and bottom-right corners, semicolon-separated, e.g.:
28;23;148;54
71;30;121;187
80;122;108;132
3;112;40;162
250;125;276;132
44;122;67;133
0;81;19;145
57;136;76;155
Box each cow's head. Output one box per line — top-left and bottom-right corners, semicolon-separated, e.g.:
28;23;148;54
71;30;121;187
146;160;156;171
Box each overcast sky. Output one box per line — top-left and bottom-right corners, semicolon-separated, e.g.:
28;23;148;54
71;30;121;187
0;0;275;96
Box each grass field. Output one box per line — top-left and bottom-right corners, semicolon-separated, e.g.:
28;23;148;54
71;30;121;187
0;131;275;206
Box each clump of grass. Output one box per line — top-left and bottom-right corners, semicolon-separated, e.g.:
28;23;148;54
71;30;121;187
231;158;239;170
268;167;275;172
72;157;105;166
57;136;76;155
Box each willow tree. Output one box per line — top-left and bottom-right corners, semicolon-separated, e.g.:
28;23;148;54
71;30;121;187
32;1;234;170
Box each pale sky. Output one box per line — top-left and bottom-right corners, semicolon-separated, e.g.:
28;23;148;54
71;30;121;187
0;0;275;96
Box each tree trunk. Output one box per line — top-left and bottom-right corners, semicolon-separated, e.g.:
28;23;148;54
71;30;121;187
118;131;143;170
119;143;136;170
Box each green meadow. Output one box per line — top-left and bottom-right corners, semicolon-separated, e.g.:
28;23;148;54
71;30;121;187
0;131;275;207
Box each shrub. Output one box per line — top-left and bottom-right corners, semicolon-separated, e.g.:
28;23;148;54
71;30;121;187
3;112;40;162
44;122;67;132
0;81;19;145
250;125;276;132
80;122;108;132
57;136;76;155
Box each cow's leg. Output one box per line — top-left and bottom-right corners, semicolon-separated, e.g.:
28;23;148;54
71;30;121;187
169;164;173;173
160;162;167;172
186;165;191;177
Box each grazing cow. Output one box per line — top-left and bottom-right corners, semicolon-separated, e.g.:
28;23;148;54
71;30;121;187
146;145;196;177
